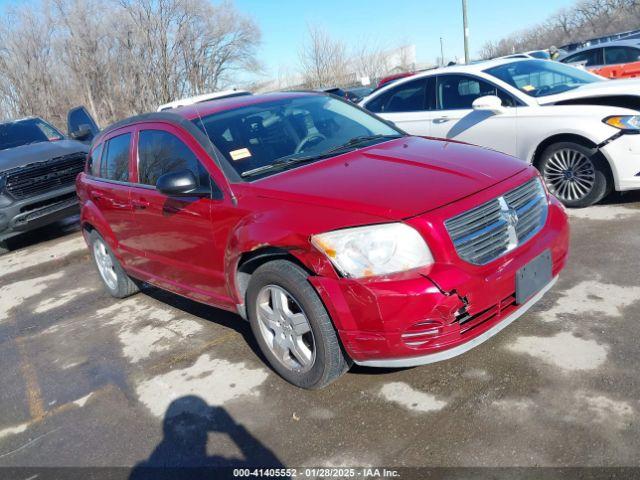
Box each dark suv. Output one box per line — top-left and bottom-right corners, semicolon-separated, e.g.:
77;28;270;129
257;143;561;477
0;108;99;252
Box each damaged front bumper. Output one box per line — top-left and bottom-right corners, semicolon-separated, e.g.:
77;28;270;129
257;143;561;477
599;132;640;191
308;189;570;367
354;276;557;368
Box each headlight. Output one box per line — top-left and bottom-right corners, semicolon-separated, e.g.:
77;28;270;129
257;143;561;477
603;115;640;132
311;223;434;278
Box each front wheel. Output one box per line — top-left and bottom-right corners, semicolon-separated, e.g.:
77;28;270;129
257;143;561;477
538;141;611;208
246;260;350;389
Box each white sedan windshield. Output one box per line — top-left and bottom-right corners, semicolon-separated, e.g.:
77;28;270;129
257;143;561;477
485;59;603;97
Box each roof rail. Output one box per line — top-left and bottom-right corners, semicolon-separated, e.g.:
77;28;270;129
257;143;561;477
560;29;640;52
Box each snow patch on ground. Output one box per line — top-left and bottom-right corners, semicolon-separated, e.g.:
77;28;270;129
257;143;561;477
95;298;203;363
135;354;268;418
0;422;29;439
492;398;536;413
508;332;608;371
0;271;64;322
567;205;638;221
572;391;634;429
544;281;640;322
379;382;447;413
0;235;86;275
34;286;94;314
73;393;94;408
462;368;491;381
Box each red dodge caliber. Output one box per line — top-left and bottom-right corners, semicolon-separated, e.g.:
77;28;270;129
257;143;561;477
76;92;569;389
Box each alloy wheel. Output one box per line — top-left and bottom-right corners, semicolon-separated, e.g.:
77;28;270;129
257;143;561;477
255;285;316;373
543;148;596;203
93;239;118;291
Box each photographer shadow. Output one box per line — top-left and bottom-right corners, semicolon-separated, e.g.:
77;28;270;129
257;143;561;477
129;395;288;480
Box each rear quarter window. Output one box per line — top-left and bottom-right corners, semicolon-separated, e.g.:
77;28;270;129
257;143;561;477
100;133;131;182
87;143;103;176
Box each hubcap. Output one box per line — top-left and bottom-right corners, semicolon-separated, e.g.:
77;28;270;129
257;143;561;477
543;148;596;202
255;285;315;373
93;239;118;291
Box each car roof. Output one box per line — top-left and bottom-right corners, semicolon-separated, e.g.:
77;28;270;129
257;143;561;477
0;116;40;126
98;91;326;142
157;90;251;111
172;91;319;120
376;57;532;82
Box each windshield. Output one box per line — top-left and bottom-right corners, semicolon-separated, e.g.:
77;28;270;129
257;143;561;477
485;59;603;97
0;118;64;151
194;95;401;179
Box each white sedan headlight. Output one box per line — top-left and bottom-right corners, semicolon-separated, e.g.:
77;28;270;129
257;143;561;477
603;115;640;132
311;223;434;278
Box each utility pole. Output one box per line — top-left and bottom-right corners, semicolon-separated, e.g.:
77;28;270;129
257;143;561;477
462;0;470;64
440;37;445;66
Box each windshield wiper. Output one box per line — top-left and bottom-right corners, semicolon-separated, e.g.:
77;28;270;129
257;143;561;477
241;152;336;178
325;134;404;154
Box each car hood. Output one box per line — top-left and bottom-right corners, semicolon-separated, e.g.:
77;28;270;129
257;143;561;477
252;136;529;220
0;139;88;172
537;78;640;105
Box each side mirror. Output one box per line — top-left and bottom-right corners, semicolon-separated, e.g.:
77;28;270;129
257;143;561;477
472;95;506;114
156;169;204;197
70;124;93;141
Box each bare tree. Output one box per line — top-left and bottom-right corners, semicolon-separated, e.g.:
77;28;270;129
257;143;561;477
480;0;640;59
298;24;348;88
351;41;391;82
0;6;62;123
0;0;261;126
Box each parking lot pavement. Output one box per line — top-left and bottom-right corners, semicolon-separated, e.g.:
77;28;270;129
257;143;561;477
1;194;640;470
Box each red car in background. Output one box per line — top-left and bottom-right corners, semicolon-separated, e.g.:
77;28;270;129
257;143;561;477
76;92;569;389
376;71;416;89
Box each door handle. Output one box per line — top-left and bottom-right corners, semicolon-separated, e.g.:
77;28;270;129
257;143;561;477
132;199;150;210
433;116;450;124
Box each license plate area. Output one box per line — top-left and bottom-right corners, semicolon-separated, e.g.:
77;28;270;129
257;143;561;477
516;250;552;305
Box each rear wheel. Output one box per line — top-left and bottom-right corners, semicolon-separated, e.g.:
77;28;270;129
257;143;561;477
89;230;139;298
538;141;611;208
246;260;350;389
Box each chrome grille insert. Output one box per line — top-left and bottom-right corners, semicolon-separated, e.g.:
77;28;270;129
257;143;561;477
445;178;548;265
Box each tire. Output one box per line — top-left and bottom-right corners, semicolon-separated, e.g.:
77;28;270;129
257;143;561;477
538;141;612;208
0;241;9;256
88;230;139;298
246;260;350;389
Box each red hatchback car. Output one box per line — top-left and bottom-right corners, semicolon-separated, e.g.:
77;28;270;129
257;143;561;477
76;92;569;389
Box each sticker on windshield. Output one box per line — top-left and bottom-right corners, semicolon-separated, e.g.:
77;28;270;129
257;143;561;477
230;148;252;161
521;85;536;92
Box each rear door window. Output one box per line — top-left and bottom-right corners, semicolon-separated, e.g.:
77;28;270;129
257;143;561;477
137;130;211;188
604;46;640;65
365;78;430;113
563;48;603;67
100;133;131;182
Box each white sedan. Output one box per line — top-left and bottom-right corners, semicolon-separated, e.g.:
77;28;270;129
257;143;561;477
361;58;640;207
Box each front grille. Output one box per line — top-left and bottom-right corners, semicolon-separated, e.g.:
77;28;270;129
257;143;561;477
5;153;86;199
445;178;548;265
